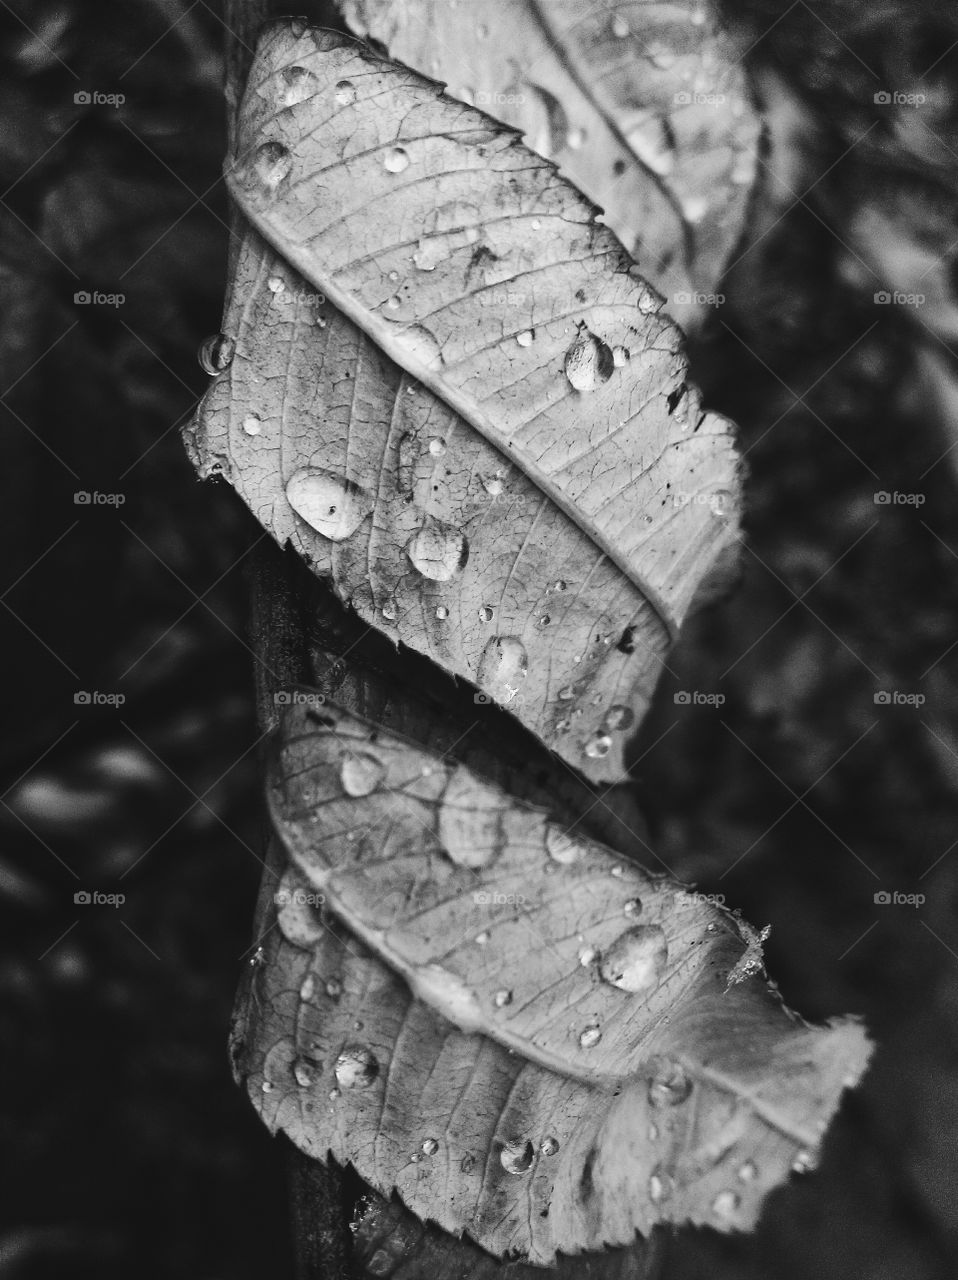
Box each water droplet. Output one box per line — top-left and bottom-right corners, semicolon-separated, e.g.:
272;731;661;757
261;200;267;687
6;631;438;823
340;751;386;797
407;518;469;582
278;65;317;107
599;925;668;994
553;579;567;592
334;1045;379;1090
546;825;584;865
792;1149;814;1174
531;218;542;231
293;1057;318;1087
610;864;624;877
648;1168;672;1203
711;489;736;521
478;605;494;622
567;125;587;149
381;598;398;621
325;977;343;999
500;1138;535;1174
392;323;443;370
737;1160;758;1182
334;79;356;106
384;146;410;173
540;1136;560;1156
612;346;629;368
482;475;504;496
198;333;235;375
648;1061;692;1108
386;294;401;310
242;414;262;436
579;1024;602;1049
603;704;634;731
328;1088;340;1100
261;1079;274;1093
557;685;575;701
578;945;598;966
712;1190;740;1220
477;634;526;701
494;988;513;1008
461;1153;477;1172
564;330;616;392
521;82;569;160
515;329;535;348
427;437;445;455
612;15;630;37
435;605;449;620
252;140;292;190
458;85;475;106
682;195;709;224
285;469;373;541
626;119;675;177
474;931;489;945
584;732;612;759
268;275;285;294
623;898;643;920
421;1137;439;1156
300;974;315;1002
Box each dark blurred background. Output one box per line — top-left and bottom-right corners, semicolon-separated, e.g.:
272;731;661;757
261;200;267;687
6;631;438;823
1;1;957;1277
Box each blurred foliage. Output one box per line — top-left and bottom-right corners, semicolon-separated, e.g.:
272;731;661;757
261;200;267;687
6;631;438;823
1;1;957;1278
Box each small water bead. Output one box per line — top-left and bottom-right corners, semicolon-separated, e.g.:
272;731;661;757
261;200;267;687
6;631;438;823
261;1079;274;1093
648;1061;692;1108
500;1139;535;1175
603;705;635;732
516;329;534;347
242;415;262;436
393;323;443;371
460;1153;477;1173
334;1044;380;1090
388;270;400;283
626;119;675;177
579;1024;602;1049
458;85;475;105
610;864;625;877
386;294;401;310
545;825;584;865
300;974;316;1002
531;218;542;230
537;614;551;628
648;1168;672;1203
712;1190;740;1221
340;751;386;797
253;140;292;189
407;518;469;581
553;579;567;592
612;346;630;368
435;605;449;620
564;330;616;392
567;125;587;149
293;1057;318;1088
268;275;285;293
578;945;598;966
279;65;317;107
421;1137;440;1156
334;78;357;106
558;685;575;701
493;988;513;1008
682;195;709;224
540;1136;560;1156
286;469;373;541
427;437;446;455
325;977;343;999
612;14;630;37
198;332;235;375
599;925;668;994
584;732;612;759
474;931;489;945
478;605;494;623
381;598;398;621
737;1160;758;1183
482;475;504;496
384;146;410;173
623;897;642;919
792;1149;814;1174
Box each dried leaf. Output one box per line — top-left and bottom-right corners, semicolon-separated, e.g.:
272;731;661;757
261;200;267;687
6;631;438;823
232;698;872;1264
341;0;760;325
187;23;741;782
